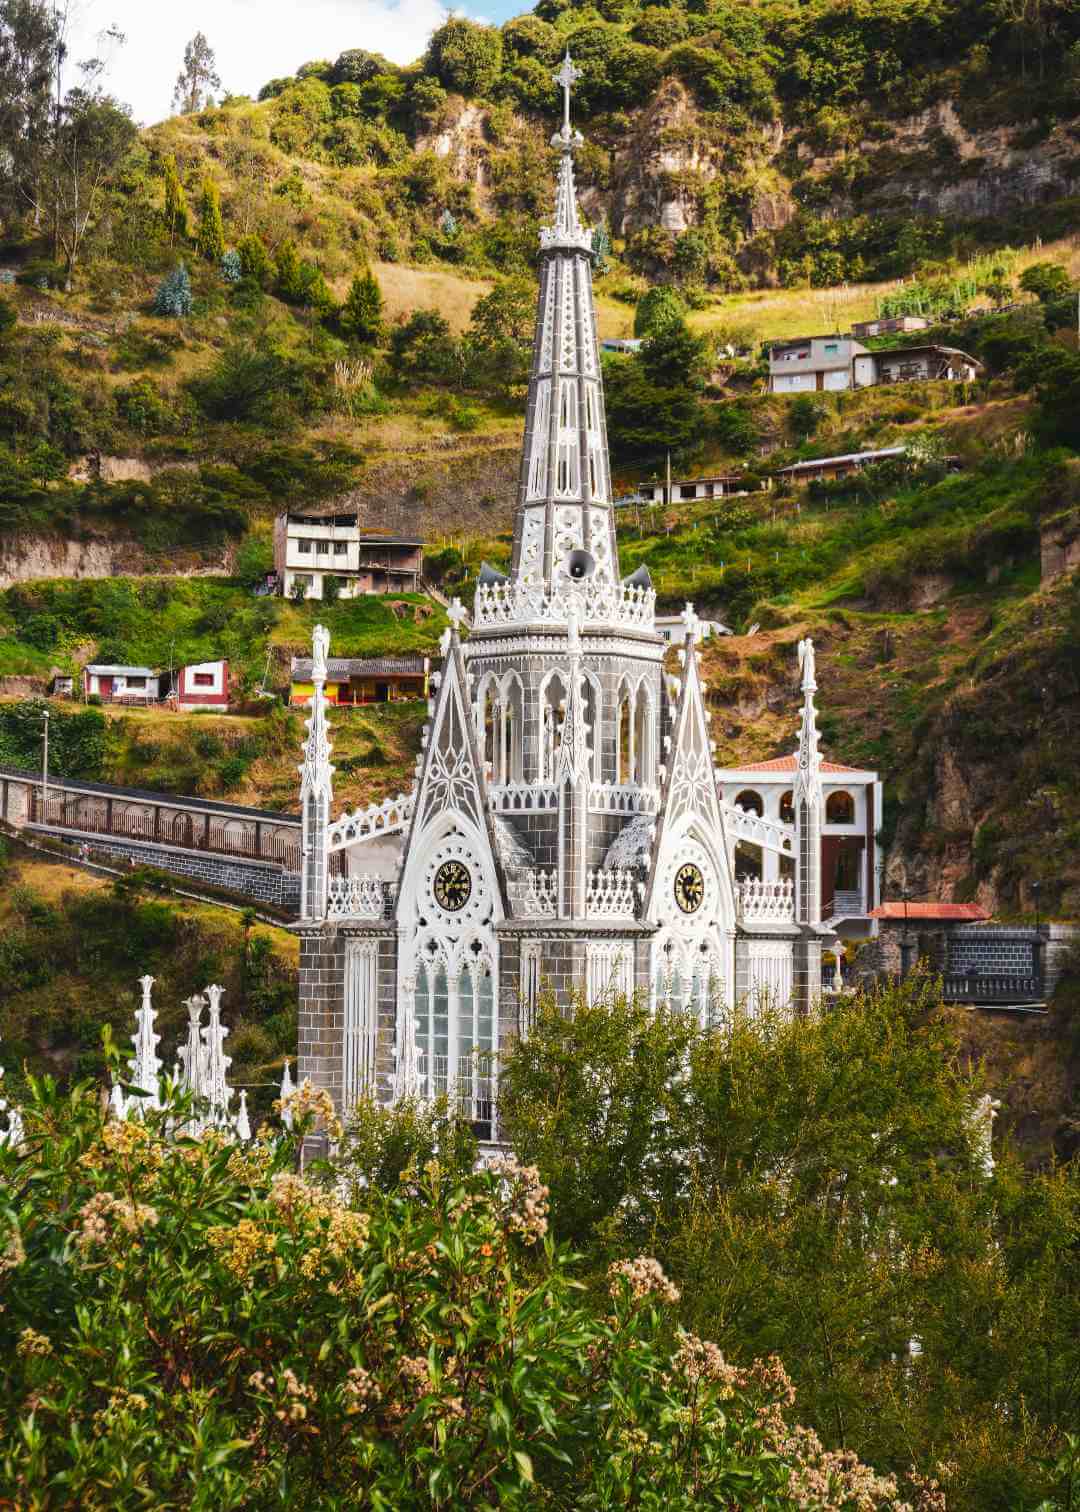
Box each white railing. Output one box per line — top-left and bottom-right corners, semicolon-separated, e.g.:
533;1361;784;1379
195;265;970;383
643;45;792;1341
328;791;414;853
720;800;796;856
490;783;559;815
473;577;656;633
522;869;558;918
589;783;660;815
827;889;865;919
326;875;389;920
737;877;796;924
587;867;638;919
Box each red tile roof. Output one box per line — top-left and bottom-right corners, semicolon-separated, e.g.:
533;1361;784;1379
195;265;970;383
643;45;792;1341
726;755;867;775
869;903;990;921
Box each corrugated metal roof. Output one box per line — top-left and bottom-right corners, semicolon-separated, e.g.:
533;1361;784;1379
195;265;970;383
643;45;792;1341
777;448;905;475
85;664;159;677
869;902;990;921
291;657;427;679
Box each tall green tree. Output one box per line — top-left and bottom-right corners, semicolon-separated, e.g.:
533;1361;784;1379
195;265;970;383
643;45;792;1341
195;177;225;262
425;17;503;96
25;86;136;285
172;30;220;114
0;0;57;223
161;153;188;243
338;266;385;346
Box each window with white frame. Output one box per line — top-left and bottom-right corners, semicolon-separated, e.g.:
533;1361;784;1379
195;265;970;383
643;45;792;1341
413;945;496;1126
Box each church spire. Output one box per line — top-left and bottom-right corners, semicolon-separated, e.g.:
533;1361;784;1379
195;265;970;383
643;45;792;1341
510;53;619;599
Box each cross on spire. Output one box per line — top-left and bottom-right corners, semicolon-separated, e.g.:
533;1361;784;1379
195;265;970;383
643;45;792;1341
553;52;581;138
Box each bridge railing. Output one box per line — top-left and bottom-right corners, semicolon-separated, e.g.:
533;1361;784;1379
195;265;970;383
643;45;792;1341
941;973;1043;1004
27;790;301;872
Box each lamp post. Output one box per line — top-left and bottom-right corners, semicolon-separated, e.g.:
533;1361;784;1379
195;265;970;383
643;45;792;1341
41;708;50;821
898;883;914;980
1032;879;1042;935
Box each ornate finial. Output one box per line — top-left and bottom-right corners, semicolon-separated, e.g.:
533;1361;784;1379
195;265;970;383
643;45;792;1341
312;623;330;684
447;598;468;632
793;638;822;808
680;602;700;645
553;52;582;141
797;636;817;694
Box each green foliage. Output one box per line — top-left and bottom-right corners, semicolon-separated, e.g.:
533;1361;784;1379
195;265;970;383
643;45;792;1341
194;178;225;263
161;154;189;243
331;48;389;85
1020;261;1074;304
338;267;385;346
500;979;1080;1508
426;17;503;97
0;1076;945;1508
0;700;107;778
641;317;709;391
634;284;687;340
236;234;272;287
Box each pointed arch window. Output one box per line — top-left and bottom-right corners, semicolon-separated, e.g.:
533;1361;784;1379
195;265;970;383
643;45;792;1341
413;942;497;1130
540;673;568;782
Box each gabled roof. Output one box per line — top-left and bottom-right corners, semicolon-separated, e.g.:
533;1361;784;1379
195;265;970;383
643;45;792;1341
718;754;872;777
869;902;990;921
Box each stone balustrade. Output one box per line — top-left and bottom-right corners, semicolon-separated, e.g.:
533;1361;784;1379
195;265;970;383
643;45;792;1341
473;577;656;633
326;874;390;920
587;867;638;919
491;783;559;815
328;792;414;853
522;869;558;918
589;783;660;815
737;877;796;924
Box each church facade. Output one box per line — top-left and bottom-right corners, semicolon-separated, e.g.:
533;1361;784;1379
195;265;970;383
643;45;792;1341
295;61;847;1133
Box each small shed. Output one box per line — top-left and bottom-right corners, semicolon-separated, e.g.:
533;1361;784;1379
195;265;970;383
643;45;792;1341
175;659;230;711
83;664;162;703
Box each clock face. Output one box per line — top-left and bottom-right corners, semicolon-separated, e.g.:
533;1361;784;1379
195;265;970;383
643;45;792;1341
674;862;705;916
433;859;472;913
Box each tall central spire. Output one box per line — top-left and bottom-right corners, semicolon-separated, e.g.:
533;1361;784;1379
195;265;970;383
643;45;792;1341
511;54;620;598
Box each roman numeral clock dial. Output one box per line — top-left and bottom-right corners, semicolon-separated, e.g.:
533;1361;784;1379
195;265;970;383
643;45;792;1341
433;859;472;913
674;862;705;915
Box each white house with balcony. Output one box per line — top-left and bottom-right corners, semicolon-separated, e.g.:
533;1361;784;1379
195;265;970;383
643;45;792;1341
273;509;424;602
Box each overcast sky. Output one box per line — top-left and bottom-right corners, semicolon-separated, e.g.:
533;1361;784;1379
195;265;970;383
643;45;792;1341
68;0;508;126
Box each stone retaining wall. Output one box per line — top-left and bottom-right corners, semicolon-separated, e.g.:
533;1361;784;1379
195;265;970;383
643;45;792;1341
29;826;300;907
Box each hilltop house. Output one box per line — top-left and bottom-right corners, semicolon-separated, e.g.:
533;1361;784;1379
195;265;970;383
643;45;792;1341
851;315;930;340
768;336;981;393
636;472;768;504
274;508;424;602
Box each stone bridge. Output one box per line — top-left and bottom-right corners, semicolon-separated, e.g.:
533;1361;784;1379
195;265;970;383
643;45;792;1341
0;765;302;908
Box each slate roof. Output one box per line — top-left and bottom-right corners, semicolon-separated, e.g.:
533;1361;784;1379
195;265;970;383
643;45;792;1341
291;657;428;680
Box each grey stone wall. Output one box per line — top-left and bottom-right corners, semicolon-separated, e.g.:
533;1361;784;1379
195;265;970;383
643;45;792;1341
28;825;297;906
947;926;1036;977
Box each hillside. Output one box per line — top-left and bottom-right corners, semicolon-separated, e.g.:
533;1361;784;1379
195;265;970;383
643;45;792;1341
0;0;1077;926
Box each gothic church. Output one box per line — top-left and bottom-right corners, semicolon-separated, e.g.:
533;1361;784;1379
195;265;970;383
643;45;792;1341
296;60;839;1133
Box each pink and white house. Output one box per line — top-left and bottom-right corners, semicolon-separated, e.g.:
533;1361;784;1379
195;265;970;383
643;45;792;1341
175;660;230;711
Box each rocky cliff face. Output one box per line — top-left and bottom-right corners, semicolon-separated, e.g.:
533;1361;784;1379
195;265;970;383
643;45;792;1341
0;530;231;591
418;83;1080;267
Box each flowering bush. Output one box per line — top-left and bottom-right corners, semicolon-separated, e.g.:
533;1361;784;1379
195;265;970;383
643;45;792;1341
0;1076;942;1508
